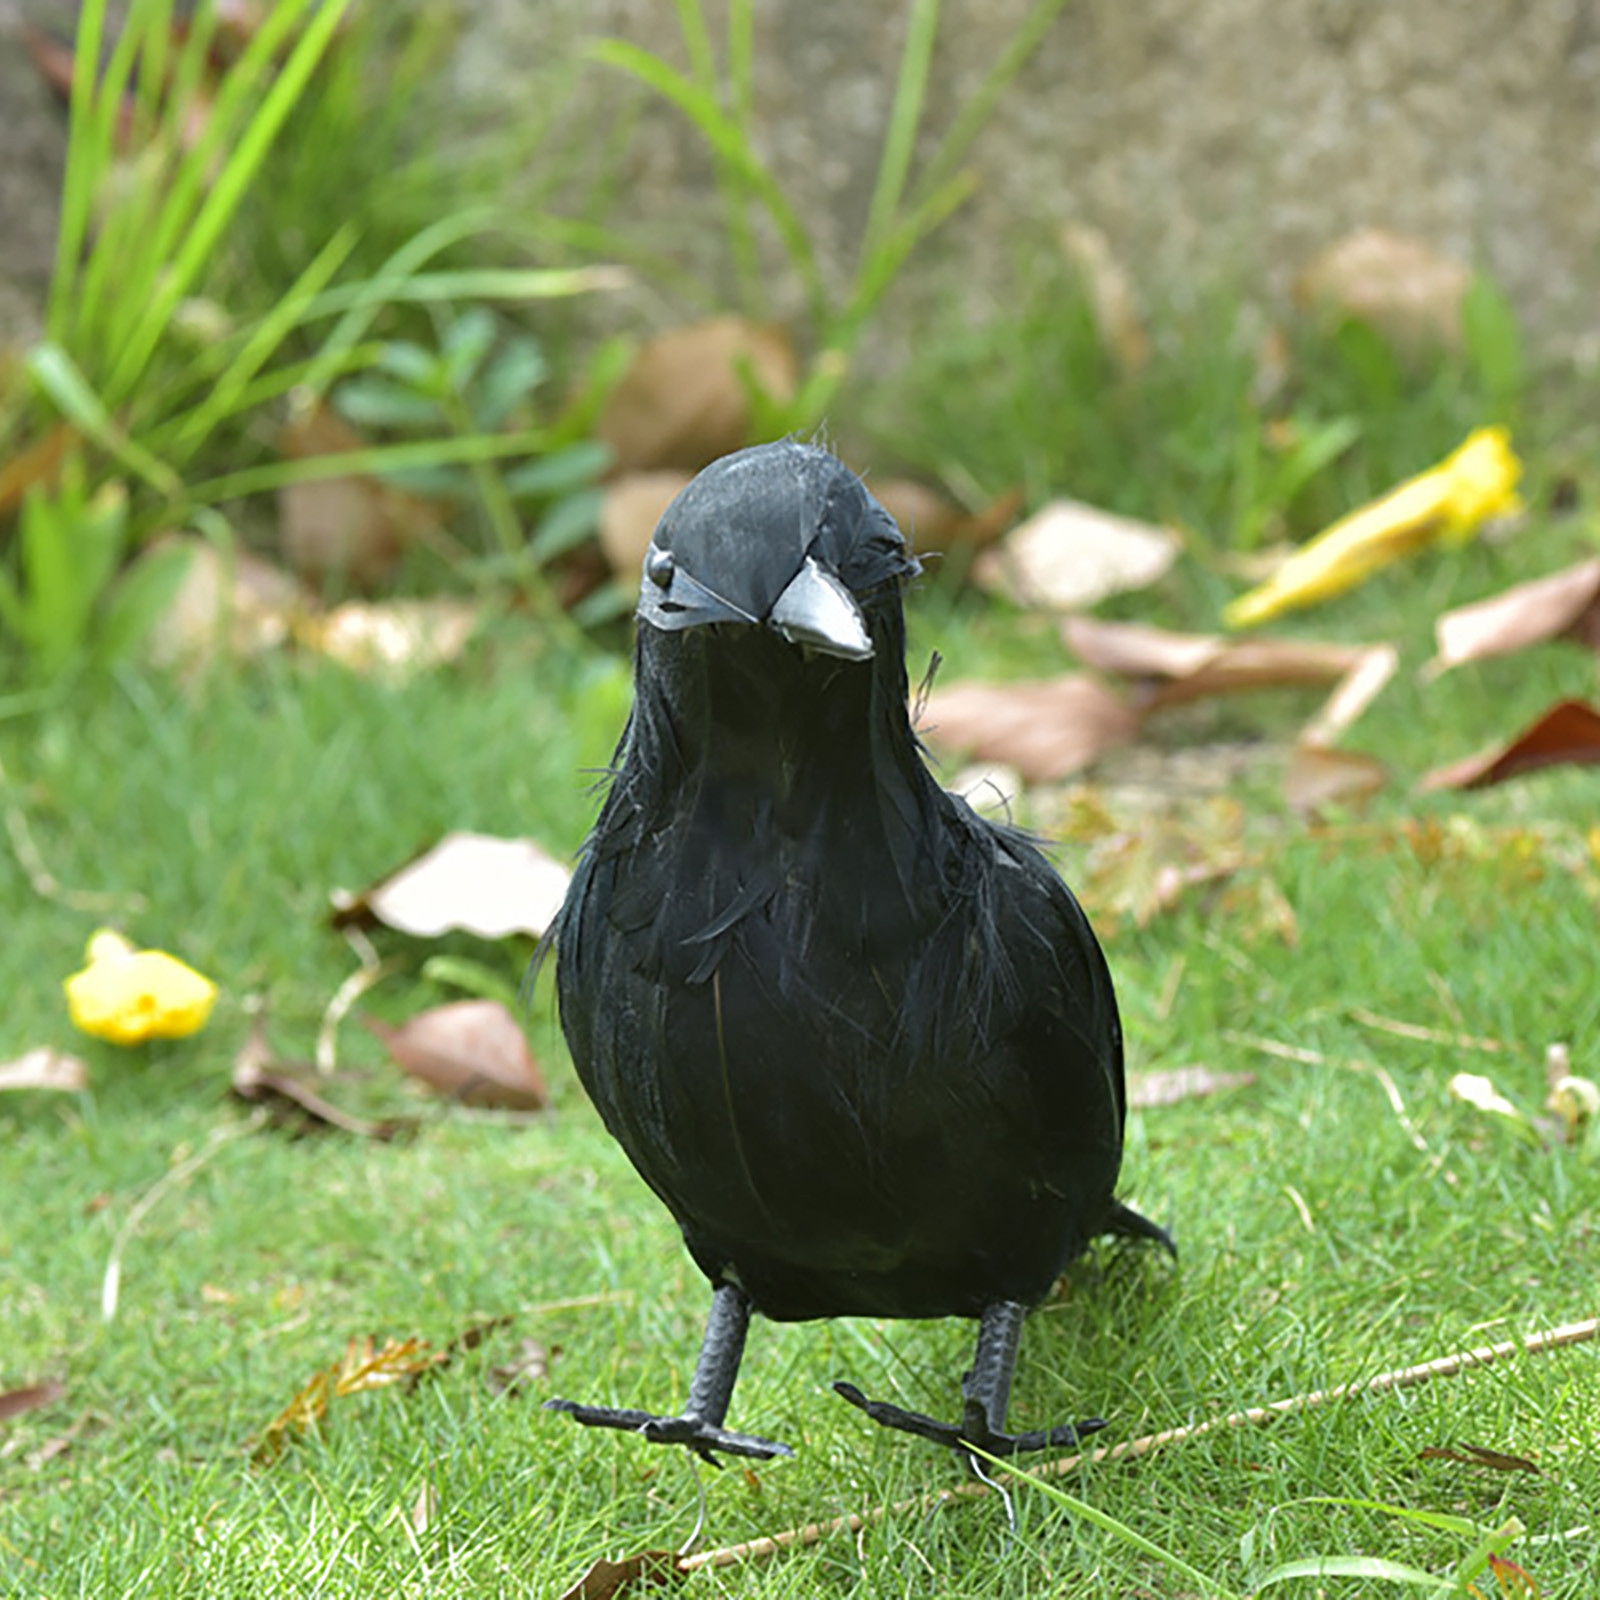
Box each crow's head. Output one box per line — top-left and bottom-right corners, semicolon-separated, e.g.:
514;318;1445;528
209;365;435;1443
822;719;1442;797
636;442;919;662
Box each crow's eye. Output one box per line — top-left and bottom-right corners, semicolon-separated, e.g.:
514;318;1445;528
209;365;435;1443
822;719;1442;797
646;547;675;589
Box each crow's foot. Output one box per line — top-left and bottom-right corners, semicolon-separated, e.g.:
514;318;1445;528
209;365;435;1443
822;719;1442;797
832;1381;1106;1457
544;1397;794;1464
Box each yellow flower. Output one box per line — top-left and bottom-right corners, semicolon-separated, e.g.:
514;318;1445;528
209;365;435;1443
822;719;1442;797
1225;426;1523;628
64;929;218;1046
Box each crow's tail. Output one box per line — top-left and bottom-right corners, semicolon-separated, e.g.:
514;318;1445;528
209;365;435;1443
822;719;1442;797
1107;1200;1177;1260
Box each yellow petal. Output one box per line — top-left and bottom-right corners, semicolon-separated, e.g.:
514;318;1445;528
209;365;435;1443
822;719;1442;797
85;928;137;964
1225;427;1523;628
64;945;218;1046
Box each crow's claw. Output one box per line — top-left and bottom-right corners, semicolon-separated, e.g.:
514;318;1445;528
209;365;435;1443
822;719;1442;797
544;1397;794;1464
832;1381;1106;1458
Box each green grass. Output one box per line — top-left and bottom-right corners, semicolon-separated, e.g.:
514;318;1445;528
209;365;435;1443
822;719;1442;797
2;537;1597;1596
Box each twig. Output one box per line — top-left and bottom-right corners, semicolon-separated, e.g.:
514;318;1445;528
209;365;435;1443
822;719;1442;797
1350;1008;1503;1054
0;753;145;916
316;931;388;1074
101;1114;265;1320
680;1316;1600;1574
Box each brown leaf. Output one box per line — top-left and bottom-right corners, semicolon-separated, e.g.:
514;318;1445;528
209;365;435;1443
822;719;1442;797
22;24;78;103
277;404;437;589
1064;615;1374;709
1077;796;1251;930
253;1335;441;1465
1285;744;1388;814
556;1551;685;1600
1298;644;1399;747
487;1337;552;1395
1127;1067;1255;1109
871;480;1022;557
332;831;571;941
367;1000;547;1110
0;424;76;516
1058;222;1149;377
922;676;1140;784
974;500;1180;611
230;1016;412;1140
596;317;798;474
1294;228;1470;349
0;1049;88;1093
1419;700;1600;791
1418;1443;1541;1474
1427;557;1600;677
0;1381;65;1423
297;597;481;678
597;470;692;578
145;538;309;669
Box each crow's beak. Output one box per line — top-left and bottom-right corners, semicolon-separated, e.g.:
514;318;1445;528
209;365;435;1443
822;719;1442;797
637;549;874;661
768;557;873;660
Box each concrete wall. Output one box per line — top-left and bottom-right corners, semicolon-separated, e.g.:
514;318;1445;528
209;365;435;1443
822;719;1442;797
4;1;1598;357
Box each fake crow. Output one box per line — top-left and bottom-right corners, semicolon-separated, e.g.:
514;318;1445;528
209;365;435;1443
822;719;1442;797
547;441;1171;1464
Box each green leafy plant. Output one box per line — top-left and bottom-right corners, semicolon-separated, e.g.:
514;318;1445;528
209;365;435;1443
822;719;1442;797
4;0;623;675
593;0;1073;433
329;308;612;596
0;465;191;679
982;1457;1539;1598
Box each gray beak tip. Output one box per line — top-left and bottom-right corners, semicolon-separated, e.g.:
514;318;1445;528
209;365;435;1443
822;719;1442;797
769;558;873;660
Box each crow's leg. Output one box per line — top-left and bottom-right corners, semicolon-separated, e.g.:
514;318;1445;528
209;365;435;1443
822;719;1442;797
834;1299;1107;1458
546;1283;794;1463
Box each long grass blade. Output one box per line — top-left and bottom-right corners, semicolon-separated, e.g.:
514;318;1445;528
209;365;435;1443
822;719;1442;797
106;0;353;404
589;38;826;324
47;0;112;340
859;0;941;273
27;344;180;499
165;223;363;464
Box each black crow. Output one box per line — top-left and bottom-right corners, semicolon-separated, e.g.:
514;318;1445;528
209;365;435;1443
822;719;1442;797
547;441;1171;1464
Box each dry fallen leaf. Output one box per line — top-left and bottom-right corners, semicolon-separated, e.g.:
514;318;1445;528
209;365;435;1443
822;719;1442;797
253;1335;441;1465
596;317;797;474
1449;1072;1542;1145
297;597;481;678
1063;615;1374;709
1059;221;1149;377
1426;557;1600;677
488;1336;553;1395
598;470;692;577
922;676;1140;784
230;1014;412;1140
145;538;309;669
278;403;437;589
1298;643;1399;746
0;423;75;516
871;480;1022;558
1294;228;1470;349
1420;700;1600;791
974;500;1180;611
1418;1443;1541;1474
1285;744;1388;814
0;1049;88;1093
332;831;571;941
1076;797;1253;930
1127;1067;1255;1109
0;1381;65;1422
556;1550;685;1600
367;1000;547;1110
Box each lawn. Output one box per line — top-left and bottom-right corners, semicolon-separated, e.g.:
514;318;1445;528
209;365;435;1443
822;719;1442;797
2;521;1597;1596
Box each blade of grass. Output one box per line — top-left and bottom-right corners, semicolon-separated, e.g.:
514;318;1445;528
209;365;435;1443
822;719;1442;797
161;223;363;464
913;0;1074;207
47;0;111;338
27;345;180;499
972;1446;1243;1599
588;38;826;325
105;0;353;405
859;0;942;274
